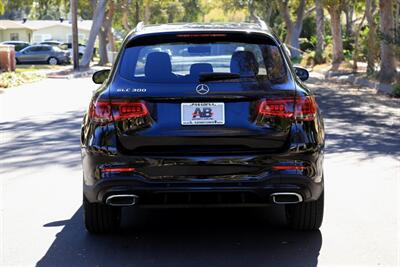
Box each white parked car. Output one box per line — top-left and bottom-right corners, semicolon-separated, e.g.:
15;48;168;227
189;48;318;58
40;41;87;59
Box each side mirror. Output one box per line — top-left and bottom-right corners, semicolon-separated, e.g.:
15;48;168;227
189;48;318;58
92;69;110;84
294;66;309;81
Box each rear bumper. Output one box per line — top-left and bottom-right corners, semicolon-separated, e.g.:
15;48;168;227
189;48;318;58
84;175;323;207
82;149;324;206
58;56;70;64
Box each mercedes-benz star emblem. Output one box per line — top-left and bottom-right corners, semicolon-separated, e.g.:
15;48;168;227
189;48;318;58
195;84;210;95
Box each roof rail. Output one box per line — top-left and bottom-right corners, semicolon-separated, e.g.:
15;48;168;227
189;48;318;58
135;21;145;32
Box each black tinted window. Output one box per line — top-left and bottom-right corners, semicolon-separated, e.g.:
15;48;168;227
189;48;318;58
29;47;41;52
40;46;51;51
119;34;287;84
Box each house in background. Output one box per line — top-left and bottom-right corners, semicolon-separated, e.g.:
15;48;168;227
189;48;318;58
0;20;32;42
0;19;92;44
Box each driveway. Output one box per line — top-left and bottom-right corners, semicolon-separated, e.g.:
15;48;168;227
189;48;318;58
0;76;399;266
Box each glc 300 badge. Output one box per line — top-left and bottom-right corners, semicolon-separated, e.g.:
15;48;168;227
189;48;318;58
116;88;147;93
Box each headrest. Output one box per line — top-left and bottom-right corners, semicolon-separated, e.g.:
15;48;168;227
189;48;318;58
144;52;172;79
190;63;214;76
230;51;259;76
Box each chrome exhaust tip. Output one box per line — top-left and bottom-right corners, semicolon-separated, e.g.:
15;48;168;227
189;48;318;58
271;192;303;204
105;194;138;206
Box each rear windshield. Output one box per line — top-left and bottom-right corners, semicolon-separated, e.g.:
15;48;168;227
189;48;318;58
119;34;287;84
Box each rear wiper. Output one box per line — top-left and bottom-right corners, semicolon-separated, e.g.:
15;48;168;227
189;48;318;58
199;72;241;82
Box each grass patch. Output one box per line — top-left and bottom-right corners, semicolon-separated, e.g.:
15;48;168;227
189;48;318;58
392;84;400;98
0;71;45;88
15;64;64;73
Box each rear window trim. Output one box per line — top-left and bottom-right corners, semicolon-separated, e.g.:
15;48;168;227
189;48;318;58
125;31;280;48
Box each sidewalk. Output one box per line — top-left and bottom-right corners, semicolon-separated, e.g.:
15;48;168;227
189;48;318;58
311;63;397;96
0;65;106;92
46;66;105;79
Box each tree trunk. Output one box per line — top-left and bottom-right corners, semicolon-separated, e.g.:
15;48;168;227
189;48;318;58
70;0;79;70
107;26;115;53
264;1;273;25
279;0;306;58
248;0;256;21
344;1;354;37
167;4;174;23
135;0;140;24
378;0;397;83
279;1;293;45
328;6;344;64
366;0;378;74
290;26;302;58
352;11;366;71
80;0;107;68
98;1;114;66
315;0;325;64
121;0;130;32
144;2;151;24
291;0;306;58
98;27;108;66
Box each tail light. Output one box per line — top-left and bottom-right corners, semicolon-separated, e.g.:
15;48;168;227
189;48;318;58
89;99;149;122
258;96;317;121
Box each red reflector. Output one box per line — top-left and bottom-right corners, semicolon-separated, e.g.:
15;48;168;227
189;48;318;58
294;96;317;121
258;99;294;118
272;165;305;170
258;96;317;121
114;102;149;120
88;100;149;121
101;167;136;173
89;100;112;120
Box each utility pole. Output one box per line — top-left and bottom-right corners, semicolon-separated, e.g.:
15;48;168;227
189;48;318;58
71;0;79;70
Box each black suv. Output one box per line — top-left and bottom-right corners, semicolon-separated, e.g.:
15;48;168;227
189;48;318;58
81;22;325;233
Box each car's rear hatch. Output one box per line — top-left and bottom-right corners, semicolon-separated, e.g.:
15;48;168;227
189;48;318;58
107;32;297;155
109;82;296;155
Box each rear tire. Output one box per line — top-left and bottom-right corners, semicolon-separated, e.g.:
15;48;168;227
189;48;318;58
48;57;58;65
83;196;121;234
285;190;324;230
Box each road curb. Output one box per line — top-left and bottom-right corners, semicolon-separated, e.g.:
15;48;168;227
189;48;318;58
312;69;394;96
47;68;96;79
326;72;393;95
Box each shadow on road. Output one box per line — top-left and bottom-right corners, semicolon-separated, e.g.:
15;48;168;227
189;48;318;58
37;207;322;267
0;110;83;173
1;78;398;176
310;77;400;160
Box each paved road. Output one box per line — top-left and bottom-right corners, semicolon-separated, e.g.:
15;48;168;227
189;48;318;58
1;76;399;267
